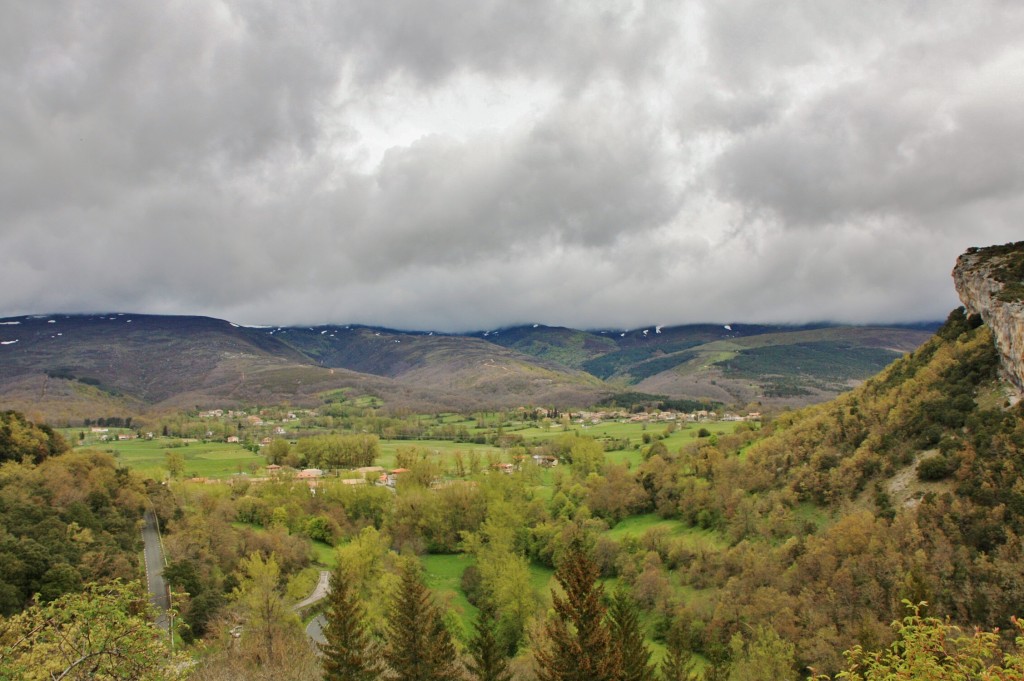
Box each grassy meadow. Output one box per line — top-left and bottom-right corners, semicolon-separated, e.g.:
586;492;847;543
79;437;265;480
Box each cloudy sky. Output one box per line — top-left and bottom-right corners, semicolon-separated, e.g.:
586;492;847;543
2;1;1022;332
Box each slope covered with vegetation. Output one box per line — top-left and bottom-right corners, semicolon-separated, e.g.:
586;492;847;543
626;307;1023;672
0;418;149;616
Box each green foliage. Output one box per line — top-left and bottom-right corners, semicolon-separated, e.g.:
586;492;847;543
467;599;513;681
164;450;185;478
967;241;1024;302
0;410;68;464
230;553;301;665
535;540;620;681
608;588;656;681
727;625;798;681
0;579;184;680
384;559;460;681
562;435;606;477
812;602;1024;680
594;393;722;413
627;352;698;383
583;342;702;380
320;561;382;681
660;623;698;681
719;342;901;395
0;451;146;615
294;433;379;469
916;455;957;481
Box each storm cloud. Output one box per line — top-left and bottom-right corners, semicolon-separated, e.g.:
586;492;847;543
1;1;1021;331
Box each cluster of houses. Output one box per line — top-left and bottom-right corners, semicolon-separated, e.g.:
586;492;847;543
570;409;761;425
89;427;156;442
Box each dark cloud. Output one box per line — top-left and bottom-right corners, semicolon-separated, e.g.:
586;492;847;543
0;1;1020;331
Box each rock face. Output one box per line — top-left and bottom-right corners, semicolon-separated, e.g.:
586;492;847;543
953;243;1024;395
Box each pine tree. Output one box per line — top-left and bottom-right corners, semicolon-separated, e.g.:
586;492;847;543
384;558;461;681
320;563;382;681
701;645;730;681
659;623;696;681
608;588;655;681
535;539;621;681
467;599;512;681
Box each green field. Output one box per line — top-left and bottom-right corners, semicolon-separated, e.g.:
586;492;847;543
420;553;478;638
605;513;728;550
85;438;265;480
377;439;504;468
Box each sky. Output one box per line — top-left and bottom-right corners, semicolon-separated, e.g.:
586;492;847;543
1;1;1022;332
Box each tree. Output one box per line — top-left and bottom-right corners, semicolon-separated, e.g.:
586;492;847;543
230;552;300;665
384;558;460;681
320;561;382;681
659;624;696;681
165;450;185;478
266;438;290;465
467;599;513;681
727;626;797;681
607;588;655;681
811;602;1024;680
535;539;620;681
462;500;539;654
0;579;183;680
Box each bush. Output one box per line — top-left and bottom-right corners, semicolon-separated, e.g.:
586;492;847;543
917;456;957;481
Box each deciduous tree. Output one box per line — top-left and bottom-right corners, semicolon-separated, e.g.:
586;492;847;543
231;552;299;665
0;579;183;680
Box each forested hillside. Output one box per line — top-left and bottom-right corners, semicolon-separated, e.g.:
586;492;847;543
0;416;149;615
621;307;1024;672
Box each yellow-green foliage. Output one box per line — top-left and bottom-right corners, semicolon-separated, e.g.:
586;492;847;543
745;314;999;505
0;410;68;464
813;603;1024;680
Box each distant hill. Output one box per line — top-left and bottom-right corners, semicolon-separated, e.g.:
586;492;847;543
472;322;935;406
0;313;936;421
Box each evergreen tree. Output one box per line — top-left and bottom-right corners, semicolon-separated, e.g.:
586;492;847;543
608;588;655;681
384;558;461;681
659;623;696;681
467;599;512;681
701;645;730;681
535;539;620;681
320;562;382;681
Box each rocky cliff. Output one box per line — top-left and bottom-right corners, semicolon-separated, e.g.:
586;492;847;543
953;242;1024;395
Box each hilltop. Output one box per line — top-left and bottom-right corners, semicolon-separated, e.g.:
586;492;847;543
0;313;933;421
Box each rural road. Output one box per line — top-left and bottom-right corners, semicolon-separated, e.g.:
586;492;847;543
293;570;331;612
307;615;327;646
293;570;331;647
141;509;170;632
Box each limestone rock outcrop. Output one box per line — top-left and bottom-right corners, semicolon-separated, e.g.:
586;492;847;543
953;243;1024;395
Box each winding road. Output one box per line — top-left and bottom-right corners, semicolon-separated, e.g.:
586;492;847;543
142;506;331;644
306;615;327;646
293;570;331;611
294;570;331;646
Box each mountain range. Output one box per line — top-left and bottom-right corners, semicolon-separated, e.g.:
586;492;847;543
0;313;936;422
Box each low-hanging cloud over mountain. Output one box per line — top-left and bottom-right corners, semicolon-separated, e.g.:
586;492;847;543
2;1;1021;331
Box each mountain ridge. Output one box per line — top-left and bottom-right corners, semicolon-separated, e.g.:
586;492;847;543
0;312;936;422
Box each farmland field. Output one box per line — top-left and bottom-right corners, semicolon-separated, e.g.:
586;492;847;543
81;438;265;479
